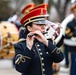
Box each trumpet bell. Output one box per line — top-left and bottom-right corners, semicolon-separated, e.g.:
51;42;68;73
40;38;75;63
45;14;74;46
45;20;63;45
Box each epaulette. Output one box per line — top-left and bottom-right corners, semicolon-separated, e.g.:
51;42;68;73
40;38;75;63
18;38;26;43
19;27;25;32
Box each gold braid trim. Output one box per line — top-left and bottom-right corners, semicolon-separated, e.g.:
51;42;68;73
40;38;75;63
19;27;25;31
65;27;71;34
68;32;73;37
18;38;26;42
15;54;31;64
51;47;57;53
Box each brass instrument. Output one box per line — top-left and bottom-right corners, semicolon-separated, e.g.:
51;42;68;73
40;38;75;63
44;14;74;46
0;21;19;59
45;20;63;44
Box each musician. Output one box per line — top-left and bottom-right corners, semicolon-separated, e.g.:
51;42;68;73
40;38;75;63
14;8;64;75
64;2;76;75
18;4;64;75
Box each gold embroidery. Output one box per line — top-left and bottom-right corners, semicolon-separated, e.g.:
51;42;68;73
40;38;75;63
15;58;21;64
19;27;25;31
65;27;71;34
15;54;31;64
68;32;73;37
40;8;43;15
15;54;22;64
51;47;57;53
56;49;60;54
18;38;26;42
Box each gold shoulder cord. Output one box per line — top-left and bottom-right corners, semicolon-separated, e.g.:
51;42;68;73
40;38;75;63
15;54;31;64
18;38;26;43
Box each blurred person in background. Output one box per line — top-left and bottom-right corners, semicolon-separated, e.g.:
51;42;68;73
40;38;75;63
63;44;70;67
7;12;18;23
7;11;22;30
64;2;76;75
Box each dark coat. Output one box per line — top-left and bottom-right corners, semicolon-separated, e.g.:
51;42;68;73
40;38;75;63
14;39;64;75
18;26;26;39
64;19;76;75
65;19;76;39
70;53;76;75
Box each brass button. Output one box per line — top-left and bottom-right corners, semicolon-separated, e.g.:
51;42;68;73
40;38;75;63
42;63;44;66
41;57;44;60
43;69;45;71
40;53;43;55
46;52;49;54
37;44;40;47
38;49;41;51
56;49;60;54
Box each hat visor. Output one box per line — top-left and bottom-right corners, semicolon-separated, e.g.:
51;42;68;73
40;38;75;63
33;20;47;25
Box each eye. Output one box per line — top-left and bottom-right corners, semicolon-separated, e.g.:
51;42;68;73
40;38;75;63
37;24;46;26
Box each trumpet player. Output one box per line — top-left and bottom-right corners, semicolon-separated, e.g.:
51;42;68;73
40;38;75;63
13;7;64;75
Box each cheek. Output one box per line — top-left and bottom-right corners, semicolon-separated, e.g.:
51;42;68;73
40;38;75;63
34;27;41;31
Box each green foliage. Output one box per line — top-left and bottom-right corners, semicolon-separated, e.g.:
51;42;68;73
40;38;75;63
0;0;14;21
32;0;44;5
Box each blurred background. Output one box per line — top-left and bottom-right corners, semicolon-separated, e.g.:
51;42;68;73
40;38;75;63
0;0;74;22
0;0;75;22
0;0;76;75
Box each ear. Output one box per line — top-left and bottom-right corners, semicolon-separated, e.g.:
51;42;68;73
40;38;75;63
27;26;32;32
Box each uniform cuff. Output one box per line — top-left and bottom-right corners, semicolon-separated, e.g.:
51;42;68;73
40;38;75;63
47;40;57;53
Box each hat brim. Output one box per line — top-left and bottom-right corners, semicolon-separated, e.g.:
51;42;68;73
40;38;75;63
33;20;47;25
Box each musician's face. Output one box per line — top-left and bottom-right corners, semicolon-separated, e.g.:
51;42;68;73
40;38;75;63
27;23;46;32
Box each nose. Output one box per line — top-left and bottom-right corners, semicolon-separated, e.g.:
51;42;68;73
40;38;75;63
41;25;46;29
41;24;46;27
